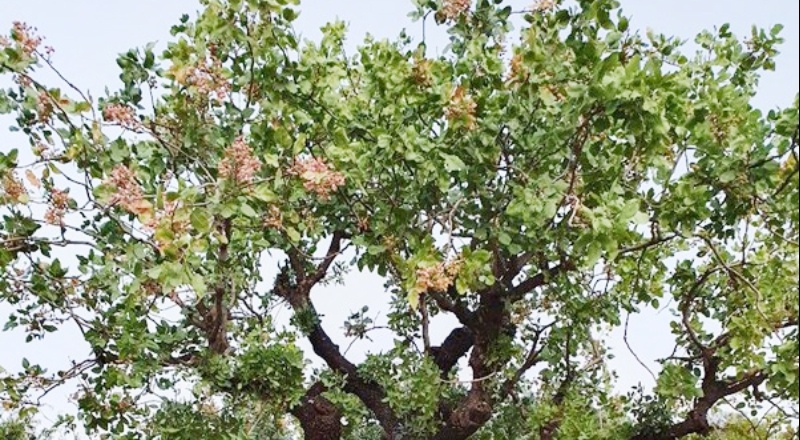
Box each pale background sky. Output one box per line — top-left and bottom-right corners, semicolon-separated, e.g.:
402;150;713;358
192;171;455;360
1;0;798;434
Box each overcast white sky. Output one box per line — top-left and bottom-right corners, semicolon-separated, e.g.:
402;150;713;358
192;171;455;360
1;0;798;434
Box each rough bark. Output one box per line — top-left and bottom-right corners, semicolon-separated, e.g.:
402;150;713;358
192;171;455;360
290;382;343;440
429;326;474;376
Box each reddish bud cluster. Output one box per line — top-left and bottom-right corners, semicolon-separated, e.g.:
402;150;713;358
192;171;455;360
36;91;54;123
218;137;262;185
13;74;32;88
289;157;345;199
44;188;70;225
184;56;230;101
102;103;140;130
9;22;42;56
106;165;150;215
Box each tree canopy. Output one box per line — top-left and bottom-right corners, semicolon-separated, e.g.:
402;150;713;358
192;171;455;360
0;0;798;439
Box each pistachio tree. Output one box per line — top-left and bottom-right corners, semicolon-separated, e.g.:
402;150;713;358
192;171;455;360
1;0;797;439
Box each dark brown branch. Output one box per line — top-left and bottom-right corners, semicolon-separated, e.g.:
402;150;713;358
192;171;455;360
431;292;508;440
300;301;398;435
420;294;431;352
500;321;555;396
630;357;767;439
618;234;679;256
271;232;400;437
429;287;476;327
286;248;307;284
429;326;474;376
506;261;575;302
306;231;345;287
500;251;536;287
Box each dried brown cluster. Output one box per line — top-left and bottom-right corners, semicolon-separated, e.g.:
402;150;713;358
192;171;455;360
263;205;283;229
1;173;26;203
506;53;525;83
218;137;262;185
411;56;433;86
445;86;478;130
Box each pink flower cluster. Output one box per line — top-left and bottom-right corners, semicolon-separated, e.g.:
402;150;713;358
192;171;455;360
185;57;230;101
106;165;150;215
218;137;262;184
102;103;140;130
414;259;462;293
441;0;471;21
289;157;345;199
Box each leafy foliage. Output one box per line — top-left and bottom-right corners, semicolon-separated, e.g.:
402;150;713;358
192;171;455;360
0;0;797;438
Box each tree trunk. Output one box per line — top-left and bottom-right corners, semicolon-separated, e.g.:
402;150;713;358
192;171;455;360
291;382;343;440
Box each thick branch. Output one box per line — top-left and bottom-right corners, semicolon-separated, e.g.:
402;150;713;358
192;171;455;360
431;293;507;440
273;235;399;436
429;326;474;376
290;382;343;440
429;286;476;327
302;303;398;435
506;261;575;302
306;231;345;287
630;361;767;440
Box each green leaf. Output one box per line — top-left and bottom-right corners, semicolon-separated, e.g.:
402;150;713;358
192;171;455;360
285;227;301;243
252;184;277;203
239;203;258;218
631;211;650;224
190;209;212;233
367;244;386;255
407;290;420;310
585;242;602;267
441;153;466;172
719;170;737;183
